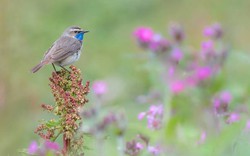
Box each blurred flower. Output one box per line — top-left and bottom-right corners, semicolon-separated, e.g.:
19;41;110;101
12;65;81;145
226;112;240;124
138;104;164;130
28;141;38;155
125;134;149;156
138;112;146;120
134;27;154;48
170;48;183;63
125;140;142;156
148;105;164;117
82;111;126;137
168;66;175;77
92;80;108;96
169;23;185;43
136;142;144;150
219;91;232;104
149;34;171;52
170;80;185;94
136;134;149;146
195;66;213;81
147;116;162;130
203;23;223;39
201;40;215;59
245;120;250;131
44;140;60;151
197;131;206;145
147;145;161;155
27;140;61;155
213;91;232;115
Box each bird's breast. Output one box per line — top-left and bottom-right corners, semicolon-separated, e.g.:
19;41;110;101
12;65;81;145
57;50;82;66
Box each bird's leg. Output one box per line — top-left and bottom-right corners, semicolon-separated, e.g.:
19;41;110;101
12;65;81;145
52;63;58;73
60;65;70;73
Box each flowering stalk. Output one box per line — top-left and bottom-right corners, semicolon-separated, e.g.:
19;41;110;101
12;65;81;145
35;65;89;155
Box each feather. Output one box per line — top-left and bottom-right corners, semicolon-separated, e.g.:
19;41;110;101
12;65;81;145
44;36;82;62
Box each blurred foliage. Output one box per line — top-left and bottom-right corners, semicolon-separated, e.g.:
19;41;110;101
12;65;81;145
1;0;250;155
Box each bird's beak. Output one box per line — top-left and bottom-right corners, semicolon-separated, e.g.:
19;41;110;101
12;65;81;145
83;30;89;33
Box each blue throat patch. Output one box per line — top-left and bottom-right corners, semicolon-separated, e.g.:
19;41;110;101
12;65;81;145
75;32;84;41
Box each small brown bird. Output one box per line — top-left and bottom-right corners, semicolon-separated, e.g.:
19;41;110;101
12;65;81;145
31;26;89;73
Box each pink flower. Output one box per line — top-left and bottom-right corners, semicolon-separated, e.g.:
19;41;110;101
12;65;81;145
213;91;231;115
148;145;161;155
170;80;185;94
203;26;214;37
203;23;223;39
168;66;175;77
170;48;183;63
134;27;154;43
149;34;170;52
169;23;185;42
139;104;164;130
227;113;240;124
92;80;108;96
28;141;38;155
147;116;162;130
44;140;60;151
135;142;144;150
245;120;250;131
219;91;232;104
197;131;206;145
195;66;213;81
148;105;163;117
138;112;146;120
201;40;214;52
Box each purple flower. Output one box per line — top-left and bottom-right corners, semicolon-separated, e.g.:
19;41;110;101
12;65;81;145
44;140;60;151
245;120;250;131
170;80;185;94
135;142;144;150
203;26;214;37
219;91;232;104
138;112;146;120
148;105;164;117
200;40;216;60
28;141;39;155
169;23;185;43
168;66;175;77
92;80;108;96
226;112;240;124
147;116;162;130
195;66;213;81
201;40;214;52
134;27;154;43
203;23;223;39
125;140;143;156
197;131;206;145
148;145;161;155
213;91;232;115
139;104;164;130
149;34;170;52
170;48;183;63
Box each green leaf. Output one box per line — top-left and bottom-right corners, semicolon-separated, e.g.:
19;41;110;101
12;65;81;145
45;119;61;128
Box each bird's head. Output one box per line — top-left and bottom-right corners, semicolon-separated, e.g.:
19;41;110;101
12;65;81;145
63;26;89;41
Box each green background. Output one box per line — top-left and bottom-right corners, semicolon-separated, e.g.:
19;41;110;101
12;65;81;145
1;0;250;155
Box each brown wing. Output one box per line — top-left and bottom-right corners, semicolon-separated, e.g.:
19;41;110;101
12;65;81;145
44;36;82;62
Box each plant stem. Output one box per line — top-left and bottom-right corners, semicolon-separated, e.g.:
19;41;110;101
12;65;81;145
52;130;62;142
117;135;124;156
62;134;71;156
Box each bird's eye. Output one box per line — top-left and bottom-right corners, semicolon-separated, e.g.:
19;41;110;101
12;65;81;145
74;31;78;33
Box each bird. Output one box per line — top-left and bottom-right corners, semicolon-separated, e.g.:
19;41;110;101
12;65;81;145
31;26;89;73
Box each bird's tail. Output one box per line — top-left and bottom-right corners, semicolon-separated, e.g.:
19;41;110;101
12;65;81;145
31;62;45;73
